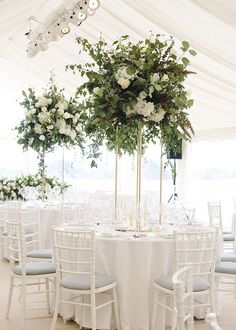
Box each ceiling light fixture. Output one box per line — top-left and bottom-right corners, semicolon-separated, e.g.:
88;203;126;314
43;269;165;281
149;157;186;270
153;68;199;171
26;0;100;57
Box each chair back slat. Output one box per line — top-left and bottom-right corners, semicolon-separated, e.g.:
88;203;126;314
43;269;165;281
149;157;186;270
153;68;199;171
53;227;95;282
6;209;41;264
174;229;219;279
208;201;222;229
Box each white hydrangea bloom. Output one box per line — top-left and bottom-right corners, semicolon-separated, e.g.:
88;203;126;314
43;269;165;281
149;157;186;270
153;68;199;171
161;74;169;82
150;73;160;84
63;112;71;119
38;112;50;123
38;97;49;107
69;130;76;140
34;124;43;134
148;109;166;122
115;66;136;89
125;98;155;118
57;101;68;110
117;78;130;89
57;108;64;115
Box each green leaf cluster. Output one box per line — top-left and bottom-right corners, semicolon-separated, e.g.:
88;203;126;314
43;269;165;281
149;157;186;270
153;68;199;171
69;34;196;162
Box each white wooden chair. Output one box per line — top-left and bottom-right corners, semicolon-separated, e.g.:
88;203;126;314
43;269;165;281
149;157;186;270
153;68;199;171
207;201;234;250
6;209;52;261
172;266;194;330
50;226;121;330
0;208;8;260
5;217;56;329
151;228;219;330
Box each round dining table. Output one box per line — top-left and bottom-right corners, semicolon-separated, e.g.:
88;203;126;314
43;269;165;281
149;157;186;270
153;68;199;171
59;230;174;330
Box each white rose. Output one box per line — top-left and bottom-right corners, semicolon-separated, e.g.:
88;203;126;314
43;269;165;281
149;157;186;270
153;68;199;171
59;127;66;135
150;73;160;84
149;109;165;122
63;112;71;119
139;91;147;99
149;86;155;97
34;124;43;134
69;130;76;140
39;135;45;141
57;108;64;115
48;125;54;130
47;98;52;105
41;106;47;112
161;74;168;82
35;102;40;108
93;87;100;95
30;107;36;114
57;101;68;110
38;112;49;123
38;97;49;107
117;78;130;89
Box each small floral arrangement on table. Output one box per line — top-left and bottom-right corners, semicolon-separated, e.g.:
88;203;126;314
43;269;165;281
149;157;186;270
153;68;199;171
68;34;197;163
0;174;70;201
15;76;85;153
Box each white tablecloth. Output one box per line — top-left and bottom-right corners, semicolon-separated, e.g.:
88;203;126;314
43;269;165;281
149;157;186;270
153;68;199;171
59;234;174;330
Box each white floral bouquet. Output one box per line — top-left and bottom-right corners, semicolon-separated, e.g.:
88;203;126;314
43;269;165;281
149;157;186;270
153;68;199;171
15;77;85;153
69;34;197;160
0;175;69;201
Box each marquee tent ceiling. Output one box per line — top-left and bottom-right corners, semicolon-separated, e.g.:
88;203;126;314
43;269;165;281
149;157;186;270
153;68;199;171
0;0;236;136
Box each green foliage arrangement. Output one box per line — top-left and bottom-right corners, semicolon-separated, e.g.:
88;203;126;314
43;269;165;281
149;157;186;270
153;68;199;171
69;34;196;163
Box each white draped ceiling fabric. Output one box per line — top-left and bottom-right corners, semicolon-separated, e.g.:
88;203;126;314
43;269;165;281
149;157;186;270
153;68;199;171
0;0;236;138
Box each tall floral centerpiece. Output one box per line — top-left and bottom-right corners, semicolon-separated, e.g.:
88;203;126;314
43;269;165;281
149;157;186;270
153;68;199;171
15;77;84;200
69;34;196;227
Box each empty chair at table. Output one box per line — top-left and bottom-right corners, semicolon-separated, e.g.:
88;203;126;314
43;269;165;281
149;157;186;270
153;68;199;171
50;226;121;330
5;218;56;329
6;209;52;261
151;228;219;330
208;200;234;251
0;208;9;260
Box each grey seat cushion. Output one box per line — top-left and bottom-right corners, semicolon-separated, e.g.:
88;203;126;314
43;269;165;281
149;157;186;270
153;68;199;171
61;273;116;290
13;262;56;276
1;228;34;237
27;249;52;259
223;233;234;241
155;274;209;292
223;230;232;234
215;261;236;274
220;253;236;262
